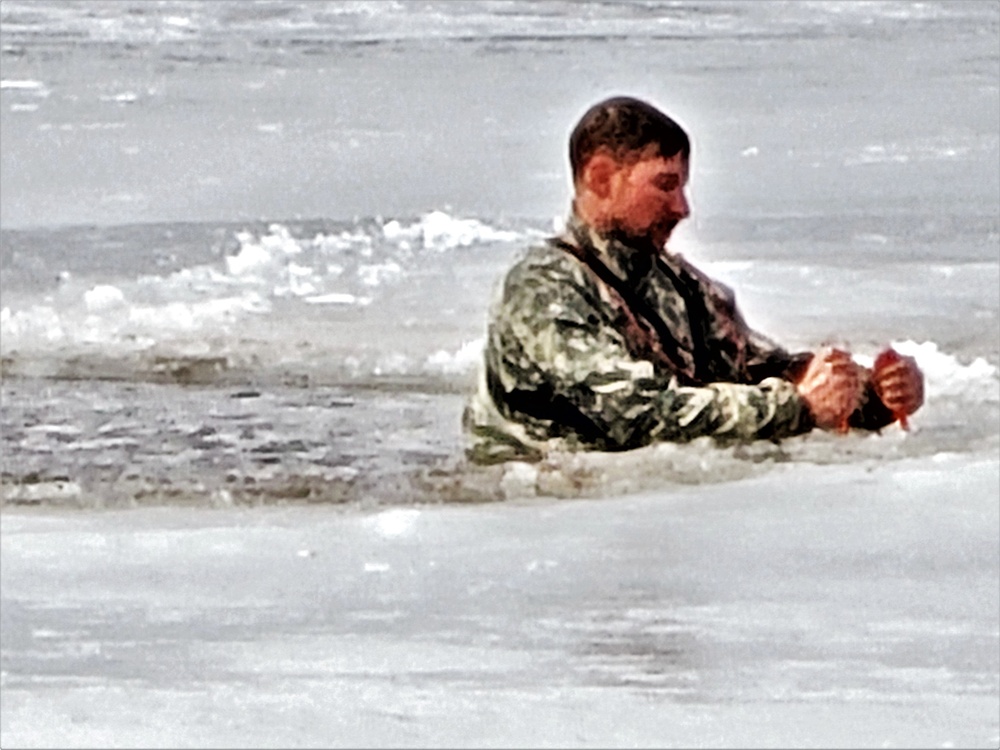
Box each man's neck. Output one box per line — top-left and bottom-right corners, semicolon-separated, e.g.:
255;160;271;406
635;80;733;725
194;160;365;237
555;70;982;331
566;211;655;281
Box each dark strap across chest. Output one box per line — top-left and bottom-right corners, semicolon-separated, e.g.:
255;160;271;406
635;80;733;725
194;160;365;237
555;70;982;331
549;236;708;386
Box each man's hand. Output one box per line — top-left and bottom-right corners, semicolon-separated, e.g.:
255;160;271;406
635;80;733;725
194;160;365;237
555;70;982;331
796;348;864;432
872;348;924;428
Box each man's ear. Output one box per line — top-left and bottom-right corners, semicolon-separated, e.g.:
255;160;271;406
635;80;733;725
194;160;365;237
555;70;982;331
580;152;618;199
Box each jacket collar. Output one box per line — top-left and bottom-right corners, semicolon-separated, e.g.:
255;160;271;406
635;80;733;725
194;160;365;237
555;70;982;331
565;212;658;282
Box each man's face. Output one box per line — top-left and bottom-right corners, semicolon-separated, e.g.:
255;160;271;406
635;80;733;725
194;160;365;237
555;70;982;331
605;149;690;249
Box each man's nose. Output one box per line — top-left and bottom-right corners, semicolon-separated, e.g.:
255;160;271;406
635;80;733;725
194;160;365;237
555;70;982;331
671;191;690;219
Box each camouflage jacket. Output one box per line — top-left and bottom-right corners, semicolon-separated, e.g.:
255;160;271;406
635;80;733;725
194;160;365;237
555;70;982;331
465;214;893;463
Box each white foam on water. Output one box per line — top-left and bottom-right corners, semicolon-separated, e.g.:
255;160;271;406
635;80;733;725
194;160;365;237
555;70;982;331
126;296;269;333
313;229;373;252
4;214;994;402
224;241;272;276
226;224;302;276
1;306;65;343
83;284;126;312
425;337;485;375
1;284;270;355
892;340;999;402
851;340;998;405
357;261;402;287
382;211;520;251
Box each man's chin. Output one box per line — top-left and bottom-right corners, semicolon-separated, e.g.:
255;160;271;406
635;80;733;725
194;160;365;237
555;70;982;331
610;220;680;249
651;220;680;247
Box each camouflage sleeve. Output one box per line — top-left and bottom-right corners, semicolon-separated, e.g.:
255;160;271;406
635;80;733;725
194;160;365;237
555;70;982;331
741;318;813;383
489;252;812;450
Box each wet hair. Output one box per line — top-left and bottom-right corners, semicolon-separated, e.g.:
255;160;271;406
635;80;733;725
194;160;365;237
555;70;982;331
569;96;690;180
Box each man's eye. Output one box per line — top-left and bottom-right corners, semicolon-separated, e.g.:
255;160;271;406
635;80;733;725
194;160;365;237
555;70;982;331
654;176;680;191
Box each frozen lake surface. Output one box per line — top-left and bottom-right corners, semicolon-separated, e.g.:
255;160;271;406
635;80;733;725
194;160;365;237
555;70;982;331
3;456;998;748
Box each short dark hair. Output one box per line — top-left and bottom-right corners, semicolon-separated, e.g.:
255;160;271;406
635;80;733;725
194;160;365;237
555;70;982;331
569;96;690;180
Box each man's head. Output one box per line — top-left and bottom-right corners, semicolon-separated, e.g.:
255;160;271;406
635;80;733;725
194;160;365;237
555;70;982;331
570;97;691;249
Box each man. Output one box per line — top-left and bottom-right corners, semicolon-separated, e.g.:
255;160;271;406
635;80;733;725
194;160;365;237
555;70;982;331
465;96;923;464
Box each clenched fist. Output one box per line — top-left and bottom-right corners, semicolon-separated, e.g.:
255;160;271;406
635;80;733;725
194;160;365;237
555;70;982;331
872;348;924;428
795;347;865;432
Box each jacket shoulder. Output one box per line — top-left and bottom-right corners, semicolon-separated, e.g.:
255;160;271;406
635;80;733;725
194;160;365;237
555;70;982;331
489;238;606;336
500;240;592;299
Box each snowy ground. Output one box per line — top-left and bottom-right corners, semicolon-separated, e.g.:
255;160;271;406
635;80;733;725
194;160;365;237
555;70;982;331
2;456;997;748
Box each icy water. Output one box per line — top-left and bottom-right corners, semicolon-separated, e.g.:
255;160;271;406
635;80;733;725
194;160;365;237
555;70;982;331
1;2;998;747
